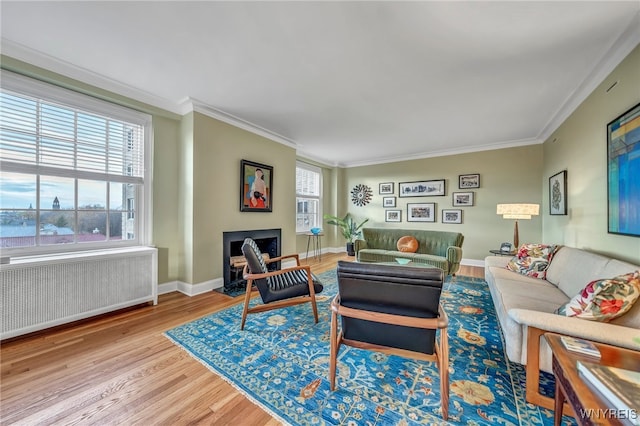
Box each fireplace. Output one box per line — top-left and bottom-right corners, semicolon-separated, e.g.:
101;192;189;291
222;228;281;292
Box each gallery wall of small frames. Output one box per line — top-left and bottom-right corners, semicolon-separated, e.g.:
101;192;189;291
373;174;480;224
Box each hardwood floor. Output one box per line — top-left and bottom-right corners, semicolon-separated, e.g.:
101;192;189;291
0;253;483;425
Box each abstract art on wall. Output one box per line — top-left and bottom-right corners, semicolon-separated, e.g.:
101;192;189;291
549;170;567;215
240;159;273;212
607;102;640;237
351;184;373;206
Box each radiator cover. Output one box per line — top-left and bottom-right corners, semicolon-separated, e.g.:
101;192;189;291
1;247;157;339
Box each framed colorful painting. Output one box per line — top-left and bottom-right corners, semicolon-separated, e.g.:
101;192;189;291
607;103;640;236
240;159;273;212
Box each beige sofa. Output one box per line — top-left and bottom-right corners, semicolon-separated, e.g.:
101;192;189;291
484;246;640;409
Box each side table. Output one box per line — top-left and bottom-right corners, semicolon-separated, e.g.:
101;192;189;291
305;232;323;261
545;333;640;426
489;249;516;256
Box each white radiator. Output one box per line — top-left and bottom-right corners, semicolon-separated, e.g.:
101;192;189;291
1;246;157;340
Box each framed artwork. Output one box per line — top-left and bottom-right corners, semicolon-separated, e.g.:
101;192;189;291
382;196;396;207
379;182;394;194
608;102;640;237
407;203;436;222
442;209;462;224
385;209;401;222
240;159;273;212
459;173;480;189
452;192;474;206
399;180;445;197
549;170;567;215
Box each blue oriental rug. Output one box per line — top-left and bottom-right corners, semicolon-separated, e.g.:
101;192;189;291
165;271;576;425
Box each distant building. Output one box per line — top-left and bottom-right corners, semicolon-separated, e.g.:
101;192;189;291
52;197;60;210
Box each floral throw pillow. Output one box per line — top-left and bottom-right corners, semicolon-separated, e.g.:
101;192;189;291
506;243;557;279
556;271;640;321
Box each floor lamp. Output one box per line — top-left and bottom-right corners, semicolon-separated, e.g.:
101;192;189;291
496;204;540;249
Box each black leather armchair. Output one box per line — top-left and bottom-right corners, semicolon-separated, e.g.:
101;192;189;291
240;238;323;330
329;260;449;420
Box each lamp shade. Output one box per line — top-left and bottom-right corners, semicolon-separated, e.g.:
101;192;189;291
496;203;539;220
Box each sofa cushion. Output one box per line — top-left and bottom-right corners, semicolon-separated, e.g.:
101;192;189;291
397;236;419;253
556;271;640;321
490;274;569;307
506;243;556;279
485;256;510;269
487;266;550;288
489;281;568;367
545;247;638;298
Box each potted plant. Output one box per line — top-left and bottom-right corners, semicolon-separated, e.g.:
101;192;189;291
323;213;369;256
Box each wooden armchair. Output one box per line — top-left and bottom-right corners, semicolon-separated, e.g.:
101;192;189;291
329;261;450;420
240;238;323;330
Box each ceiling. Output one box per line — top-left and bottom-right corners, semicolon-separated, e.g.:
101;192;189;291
2;1;639;167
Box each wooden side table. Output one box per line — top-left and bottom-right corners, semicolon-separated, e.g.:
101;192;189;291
489;249;516;256
545;333;640;426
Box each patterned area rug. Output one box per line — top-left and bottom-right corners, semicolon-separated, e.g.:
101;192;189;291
165;271;576;425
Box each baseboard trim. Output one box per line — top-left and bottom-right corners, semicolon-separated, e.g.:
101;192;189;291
176;277;224;297
461;258;485;268
298;246;344;260
158;281;178;295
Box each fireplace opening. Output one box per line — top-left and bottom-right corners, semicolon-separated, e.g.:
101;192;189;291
223;228;281;293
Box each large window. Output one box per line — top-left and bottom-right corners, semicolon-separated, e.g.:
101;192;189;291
296;162;322;233
0;71;152;255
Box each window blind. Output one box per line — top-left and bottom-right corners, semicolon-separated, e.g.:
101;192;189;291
0;89;144;184
296;164;321;197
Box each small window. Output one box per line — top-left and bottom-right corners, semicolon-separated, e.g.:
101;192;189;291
296;162;322;233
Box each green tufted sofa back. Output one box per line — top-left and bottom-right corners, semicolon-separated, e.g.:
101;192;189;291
360;228;464;257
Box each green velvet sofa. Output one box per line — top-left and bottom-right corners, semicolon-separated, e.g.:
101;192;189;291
354;228;464;275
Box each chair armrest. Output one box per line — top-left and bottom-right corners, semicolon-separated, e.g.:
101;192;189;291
446;246;462;263
243;264;311;281
354;239;367;253
508;308;640;351
446;246;463;274
266;253;300;266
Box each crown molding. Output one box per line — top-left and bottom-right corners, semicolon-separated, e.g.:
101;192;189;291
338;137;542;168
294;150;339;168
181;97;299;150
1;38;183;115
537;10;640;143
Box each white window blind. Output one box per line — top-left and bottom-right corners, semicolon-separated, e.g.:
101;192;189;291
0;71;152;255
1;83;144;183
296;162;322;233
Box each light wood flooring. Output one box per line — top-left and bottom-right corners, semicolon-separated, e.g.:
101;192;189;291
0;253;483;425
